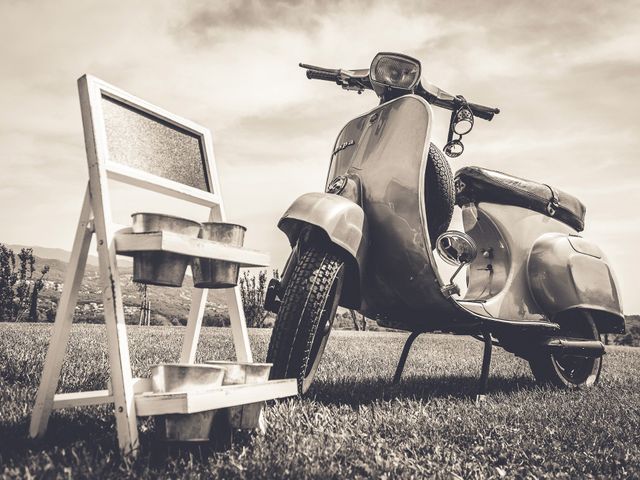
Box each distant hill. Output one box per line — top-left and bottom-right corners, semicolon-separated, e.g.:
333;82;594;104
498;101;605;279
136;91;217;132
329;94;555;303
8;244;131;267
4;245;229;326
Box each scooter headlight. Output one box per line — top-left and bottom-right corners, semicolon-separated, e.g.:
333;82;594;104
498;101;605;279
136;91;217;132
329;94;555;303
370;53;421;90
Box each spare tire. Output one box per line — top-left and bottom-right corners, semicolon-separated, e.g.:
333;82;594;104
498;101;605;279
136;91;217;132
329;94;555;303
425;143;455;247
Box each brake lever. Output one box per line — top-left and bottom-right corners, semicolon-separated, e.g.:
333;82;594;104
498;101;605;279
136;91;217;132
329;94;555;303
339;79;365;94
337;69;371;94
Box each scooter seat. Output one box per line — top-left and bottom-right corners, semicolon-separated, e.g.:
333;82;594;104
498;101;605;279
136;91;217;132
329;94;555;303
454;166;586;232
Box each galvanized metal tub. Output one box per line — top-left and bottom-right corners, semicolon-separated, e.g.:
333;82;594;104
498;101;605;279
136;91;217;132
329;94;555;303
150;363;226;442
205;360;271;429
131;213;201;287
192;223;246;288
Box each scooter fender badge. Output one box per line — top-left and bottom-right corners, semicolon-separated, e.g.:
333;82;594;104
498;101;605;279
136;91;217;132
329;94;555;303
332;139;355;158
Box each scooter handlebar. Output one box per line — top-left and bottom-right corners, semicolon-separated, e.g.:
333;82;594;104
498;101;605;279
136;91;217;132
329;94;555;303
300;63;500;120
416;82;500;121
467;102;500;121
306;69;340;82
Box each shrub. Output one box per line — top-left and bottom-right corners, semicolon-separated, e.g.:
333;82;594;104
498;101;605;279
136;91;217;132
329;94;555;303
0;244;49;322
239;270;278;328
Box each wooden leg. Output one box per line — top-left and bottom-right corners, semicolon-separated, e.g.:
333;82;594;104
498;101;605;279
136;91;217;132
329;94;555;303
180;286;208;363
97;236;140;455
85;169;139;455
30;187;93;439
225;286;253;363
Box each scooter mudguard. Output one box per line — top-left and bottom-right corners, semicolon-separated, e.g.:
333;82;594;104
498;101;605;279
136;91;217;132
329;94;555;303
527;233;625;333
278;192;367;308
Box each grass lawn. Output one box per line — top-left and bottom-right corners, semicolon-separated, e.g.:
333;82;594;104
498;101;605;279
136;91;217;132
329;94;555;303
1;323;639;478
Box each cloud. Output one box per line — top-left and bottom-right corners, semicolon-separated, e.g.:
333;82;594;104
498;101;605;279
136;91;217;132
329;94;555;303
172;0;330;42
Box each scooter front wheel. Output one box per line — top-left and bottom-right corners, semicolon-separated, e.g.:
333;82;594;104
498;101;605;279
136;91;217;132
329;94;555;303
528;310;602;389
266;237;344;395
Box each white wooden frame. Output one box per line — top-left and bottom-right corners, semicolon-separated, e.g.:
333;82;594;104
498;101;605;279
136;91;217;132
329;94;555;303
29;75;295;455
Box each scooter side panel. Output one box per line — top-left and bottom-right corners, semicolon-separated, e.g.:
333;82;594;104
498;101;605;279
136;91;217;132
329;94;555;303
527;232;625;333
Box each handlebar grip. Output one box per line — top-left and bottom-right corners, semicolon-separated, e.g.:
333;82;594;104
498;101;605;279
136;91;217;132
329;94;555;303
468;102;500;121
306;69;339;82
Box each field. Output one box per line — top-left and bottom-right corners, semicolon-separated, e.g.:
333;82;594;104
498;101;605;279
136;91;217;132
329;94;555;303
1;324;639;478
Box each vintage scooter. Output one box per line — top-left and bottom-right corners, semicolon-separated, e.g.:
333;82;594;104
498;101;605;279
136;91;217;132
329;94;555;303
264;52;625;398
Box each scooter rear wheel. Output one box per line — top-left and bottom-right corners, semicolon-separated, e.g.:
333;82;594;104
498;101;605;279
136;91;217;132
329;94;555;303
528;310;602;388
266;237;344;394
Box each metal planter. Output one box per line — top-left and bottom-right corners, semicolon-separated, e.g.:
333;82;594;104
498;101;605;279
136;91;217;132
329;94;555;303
192;223;246;288
205;360;272;429
131;213;201;287
150;363;226;442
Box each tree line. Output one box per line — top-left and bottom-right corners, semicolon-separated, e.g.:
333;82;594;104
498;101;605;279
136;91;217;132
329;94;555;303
0;244;49;322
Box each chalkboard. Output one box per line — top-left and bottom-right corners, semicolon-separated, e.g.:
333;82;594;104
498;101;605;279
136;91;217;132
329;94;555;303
101;95;210;192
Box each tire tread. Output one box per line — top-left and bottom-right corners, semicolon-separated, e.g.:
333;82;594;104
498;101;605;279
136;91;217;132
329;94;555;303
267;241;343;394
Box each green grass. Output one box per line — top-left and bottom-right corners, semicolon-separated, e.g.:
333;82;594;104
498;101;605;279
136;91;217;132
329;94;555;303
1;324;639;478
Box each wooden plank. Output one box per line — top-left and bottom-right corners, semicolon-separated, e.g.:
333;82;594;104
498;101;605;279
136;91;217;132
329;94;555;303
180;287;208;363
86;75;213;139
29;186;94;439
114;231;270;267
223;285;253;363
134;379;297;416
53;390;114;410
106;163;221;207
180;207;217;363
79;74;140;455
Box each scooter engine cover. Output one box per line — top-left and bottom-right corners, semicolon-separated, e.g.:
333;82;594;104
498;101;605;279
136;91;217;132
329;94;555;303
527;232;625;333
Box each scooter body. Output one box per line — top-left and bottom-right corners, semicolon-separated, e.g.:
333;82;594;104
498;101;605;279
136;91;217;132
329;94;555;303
268;52;624;394
279;94;624;336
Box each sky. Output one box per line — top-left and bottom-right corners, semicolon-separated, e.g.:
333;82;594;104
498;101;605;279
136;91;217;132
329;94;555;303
1;0;639;312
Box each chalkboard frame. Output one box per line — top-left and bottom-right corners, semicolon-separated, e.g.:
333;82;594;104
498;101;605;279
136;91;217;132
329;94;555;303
29;75;273;456
81;75;222;208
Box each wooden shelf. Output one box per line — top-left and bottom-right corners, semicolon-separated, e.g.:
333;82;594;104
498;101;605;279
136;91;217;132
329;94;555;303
51;378;297;416
114;230;269;267
134;379;298;416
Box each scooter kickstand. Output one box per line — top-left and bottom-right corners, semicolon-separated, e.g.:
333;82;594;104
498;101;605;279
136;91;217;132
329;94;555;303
476;330;493;404
393;331;421;384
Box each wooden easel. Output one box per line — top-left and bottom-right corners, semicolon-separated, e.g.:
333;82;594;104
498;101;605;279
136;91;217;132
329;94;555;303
29;75;296;455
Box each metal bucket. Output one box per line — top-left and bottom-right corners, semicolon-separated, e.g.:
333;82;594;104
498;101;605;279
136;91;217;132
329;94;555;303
150;363;226;442
131;213;201;287
192;223;246;289
205;361;272;429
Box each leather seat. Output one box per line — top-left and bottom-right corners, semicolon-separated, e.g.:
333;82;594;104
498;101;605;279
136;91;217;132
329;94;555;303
454;166;586;232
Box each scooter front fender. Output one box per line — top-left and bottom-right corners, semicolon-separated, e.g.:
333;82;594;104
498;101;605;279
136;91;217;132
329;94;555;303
278;192;367;308
527;233;625;334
